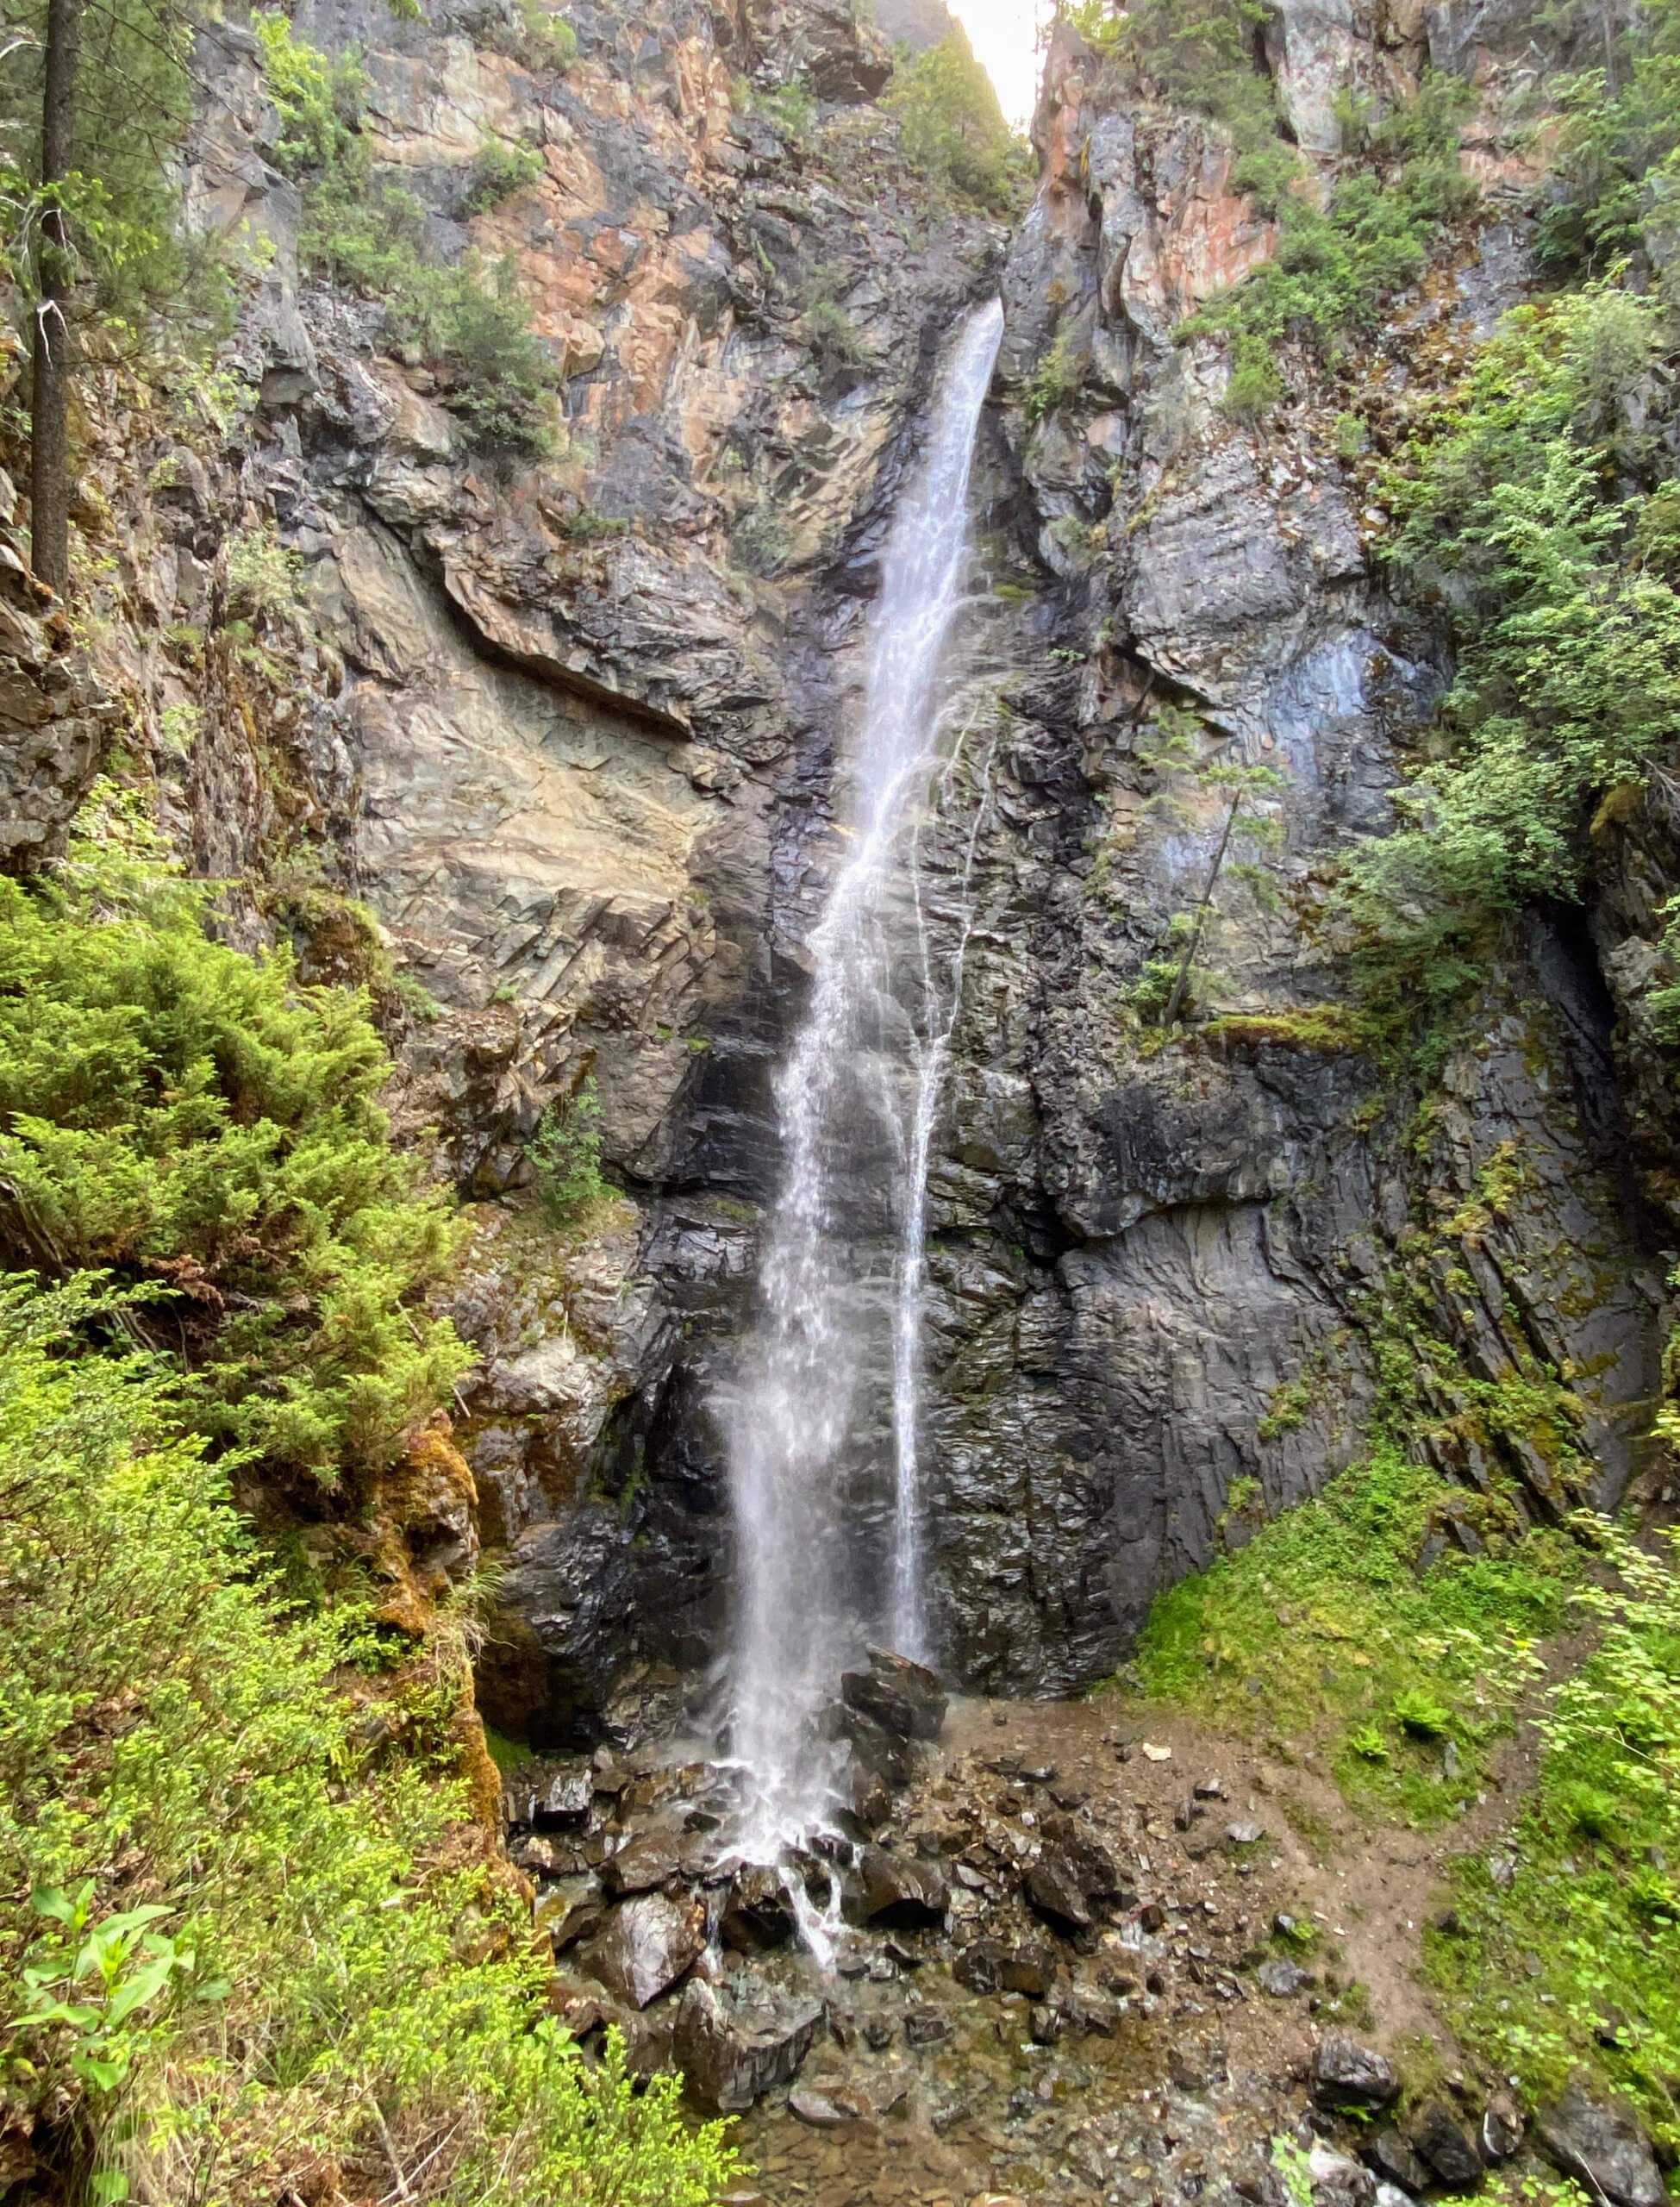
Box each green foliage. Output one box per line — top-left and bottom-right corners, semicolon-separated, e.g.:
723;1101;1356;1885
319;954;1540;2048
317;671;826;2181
0;813;471;1488
1181;74;1478;410
1340;283;1680;981
1430;1519;1680;2150
754;75;815;143
1535;0;1680;275
732;497;793;577
464;134;545;213
1063;0;1279;144
254;10;557;452
0;1280;742;2204
1271;2134;1315;2207
802;296;870;369
1025;326;1085;423
884;34;1030;217
0;0;231;365
528;1075;609;1231
223;524;304;623
1127;708;1290;1028
1137;1435;1569;1823
512;0;578;72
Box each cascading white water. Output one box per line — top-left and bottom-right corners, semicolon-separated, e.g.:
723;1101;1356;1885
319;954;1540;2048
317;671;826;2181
723;297;1004;1860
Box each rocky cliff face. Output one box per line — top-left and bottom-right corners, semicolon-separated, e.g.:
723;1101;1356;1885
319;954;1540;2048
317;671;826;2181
3;0;1670;1741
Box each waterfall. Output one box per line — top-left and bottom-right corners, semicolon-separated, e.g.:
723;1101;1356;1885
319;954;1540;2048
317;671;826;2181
723;297;1004;1861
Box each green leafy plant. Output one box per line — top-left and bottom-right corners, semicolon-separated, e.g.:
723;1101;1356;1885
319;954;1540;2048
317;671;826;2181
512;0;578;72
0;808;472;1487
464;134;544;212
0;1280;741;2205
528;1075;609;1230
884;34;1030;216
1271;2133;1315;2207
1391;1685;1453;1739
1025;326;1086;423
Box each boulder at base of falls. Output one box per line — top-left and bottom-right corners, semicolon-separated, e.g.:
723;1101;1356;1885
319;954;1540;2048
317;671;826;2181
719;1863;796;1951
1312;2033;1401;2111
842;1843;949;1927
599;1832;683;1897
671;1979;824;2114
1024;1847;1092;1935
575;1890;705;2009
1537;2085;1666;2207
840;1646;948;1741
953;1938;1058;1998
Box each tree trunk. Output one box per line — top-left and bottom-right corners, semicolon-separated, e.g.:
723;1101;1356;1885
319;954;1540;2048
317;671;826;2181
30;0;83;593
1161;791;1243;1030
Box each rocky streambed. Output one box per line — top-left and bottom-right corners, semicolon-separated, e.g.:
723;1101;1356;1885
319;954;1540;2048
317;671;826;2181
497;1670;1668;2207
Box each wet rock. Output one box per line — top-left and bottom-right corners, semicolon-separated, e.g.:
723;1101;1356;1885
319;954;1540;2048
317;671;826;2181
789;2086;856;2128
547;1979;609;2038
839;1646;948;1741
575;1891;704;2010
513;1834;584;1877
844;1844;948;1927
511;1760;594;1826
1312;2033;1400;2111
1538;2085;1665;2207
1029;2002;1062;2045
1481;2094;1524;2162
1362;2131;1429;2195
953;1939;1058;1998
1308;2143;1377;2207
599;1833;682;1897
1410;2102;1483;2189
904;2008;951;2047
1040;1814;1124;1899
1024;1848;1092;1934
1053;1984;1115;2036
671;1979;823;2115
719;1864;796;1951
534;1877;606;1954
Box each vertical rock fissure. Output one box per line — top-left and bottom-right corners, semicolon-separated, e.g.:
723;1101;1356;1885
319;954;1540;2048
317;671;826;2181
721;297;1005;1864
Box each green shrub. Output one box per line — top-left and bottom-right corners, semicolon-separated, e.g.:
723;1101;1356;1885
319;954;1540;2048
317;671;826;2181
0;812;471;1488
755;75;815;143
0;1278;741;2206
223;523;303;622
513;0;578;72
464;134;545;212
254;10;557;452
1063;0;1278;143
1025;326;1084;422
802;296;869;369
1339;283;1680;981
732;498;793;577
884;34;1030;216
528;1076;609;1230
1181;74;1478;400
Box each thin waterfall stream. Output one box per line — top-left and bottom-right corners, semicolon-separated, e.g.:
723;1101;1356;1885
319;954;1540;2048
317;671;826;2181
722;297;1005;1870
